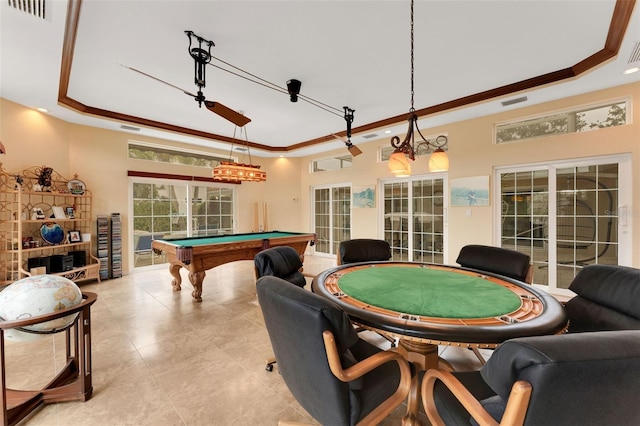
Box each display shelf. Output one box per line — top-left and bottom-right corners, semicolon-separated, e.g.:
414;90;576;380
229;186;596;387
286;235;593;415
0;165;100;285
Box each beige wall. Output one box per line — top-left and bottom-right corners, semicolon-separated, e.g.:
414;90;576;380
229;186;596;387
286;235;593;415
1;81;639;273
300;82;640;265
0;98;305;273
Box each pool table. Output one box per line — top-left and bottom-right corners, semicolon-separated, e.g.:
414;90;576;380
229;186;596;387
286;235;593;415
152;231;315;302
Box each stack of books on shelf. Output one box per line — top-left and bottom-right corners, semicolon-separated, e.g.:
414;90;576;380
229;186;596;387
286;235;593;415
111;213;122;278
97;215;109;280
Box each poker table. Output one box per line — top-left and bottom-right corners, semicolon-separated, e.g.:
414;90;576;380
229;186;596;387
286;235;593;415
152;231;315;302
312;261;568;425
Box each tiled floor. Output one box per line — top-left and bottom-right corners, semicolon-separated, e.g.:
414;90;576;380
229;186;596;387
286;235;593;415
8;256;484;425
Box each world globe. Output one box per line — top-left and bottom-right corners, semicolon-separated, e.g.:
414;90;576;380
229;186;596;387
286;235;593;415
0;275;83;342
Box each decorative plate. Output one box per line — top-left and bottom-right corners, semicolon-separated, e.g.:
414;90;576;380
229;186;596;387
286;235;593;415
40;223;65;245
67;179;86;195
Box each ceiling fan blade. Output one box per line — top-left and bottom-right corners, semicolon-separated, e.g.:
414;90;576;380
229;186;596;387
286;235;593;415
120;64;197;97
331;134;362;157
204;101;251;127
348;144;363;156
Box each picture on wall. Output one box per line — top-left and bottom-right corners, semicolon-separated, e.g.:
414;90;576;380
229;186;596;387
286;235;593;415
450;176;490;207
352;185;375;208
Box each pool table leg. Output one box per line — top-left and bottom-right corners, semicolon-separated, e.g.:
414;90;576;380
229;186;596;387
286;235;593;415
169;263;183;292
188;271;205;302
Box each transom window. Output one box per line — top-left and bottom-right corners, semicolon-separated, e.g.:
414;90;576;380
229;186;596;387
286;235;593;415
496;100;628;144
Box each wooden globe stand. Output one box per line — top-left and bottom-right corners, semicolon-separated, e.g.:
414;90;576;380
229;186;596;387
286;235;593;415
0;292;97;426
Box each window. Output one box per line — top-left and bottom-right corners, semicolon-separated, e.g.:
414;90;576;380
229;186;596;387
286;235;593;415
313;185;351;255
382;177;446;263
128;141;229;167
496;100;628;144
131;179;235;268
310;155;353;173
497;156;631;294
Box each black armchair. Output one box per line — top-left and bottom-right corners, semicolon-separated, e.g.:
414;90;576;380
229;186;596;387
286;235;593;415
338;239;392;265
337;239;395;347
256;275;412;425
421;330;640;425
564;264;640;332
456;245;533;283
456;244;533;363
254;246;306;371
254;245;306;288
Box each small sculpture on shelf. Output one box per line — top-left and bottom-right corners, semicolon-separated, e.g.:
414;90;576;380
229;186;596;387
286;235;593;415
37;166;53;192
14;175;23;190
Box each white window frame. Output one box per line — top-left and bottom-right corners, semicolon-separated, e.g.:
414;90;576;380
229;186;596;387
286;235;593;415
493;153;632;297
128;176;238;271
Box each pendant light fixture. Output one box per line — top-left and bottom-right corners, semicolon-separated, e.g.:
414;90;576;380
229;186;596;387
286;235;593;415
212;125;266;183
389;0;449;176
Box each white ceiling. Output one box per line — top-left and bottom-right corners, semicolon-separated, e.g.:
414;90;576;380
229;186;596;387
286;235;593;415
1;0;639;158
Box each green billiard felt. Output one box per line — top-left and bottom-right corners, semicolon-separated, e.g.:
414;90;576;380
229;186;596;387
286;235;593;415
337;266;522;318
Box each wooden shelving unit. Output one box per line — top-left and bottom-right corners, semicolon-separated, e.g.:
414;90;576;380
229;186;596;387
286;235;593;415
0;165;100;285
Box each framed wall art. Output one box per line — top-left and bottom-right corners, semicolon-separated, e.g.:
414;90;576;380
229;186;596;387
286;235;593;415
352;185;375;208
450;176;490;207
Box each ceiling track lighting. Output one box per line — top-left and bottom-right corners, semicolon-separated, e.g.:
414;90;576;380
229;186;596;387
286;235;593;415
388;0;449;176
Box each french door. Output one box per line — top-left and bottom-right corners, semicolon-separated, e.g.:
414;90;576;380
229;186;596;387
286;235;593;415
496;155;631;294
131;179;236;268
381;176;447;263
312;185;351;256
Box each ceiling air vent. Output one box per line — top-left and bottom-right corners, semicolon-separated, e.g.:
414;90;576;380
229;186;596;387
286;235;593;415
362;133;378;139
501;96;528;107
120;125;140;131
7;0;47;19
628;41;640;64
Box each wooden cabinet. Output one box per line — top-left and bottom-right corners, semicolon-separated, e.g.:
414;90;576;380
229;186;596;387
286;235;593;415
0;165;100;285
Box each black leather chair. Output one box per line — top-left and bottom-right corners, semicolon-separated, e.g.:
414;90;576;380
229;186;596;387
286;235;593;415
421;330;640;425
456;245;533;284
456;245;533;363
254;245;306;288
254;246;306;371
256;275;412;425
338;239;392;265
564;264;640;332
337;239;396;347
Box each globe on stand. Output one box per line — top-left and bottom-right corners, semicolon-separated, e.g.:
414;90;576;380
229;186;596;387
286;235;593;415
0;275;83;342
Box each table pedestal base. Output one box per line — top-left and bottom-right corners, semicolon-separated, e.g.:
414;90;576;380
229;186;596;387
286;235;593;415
397;339;453;426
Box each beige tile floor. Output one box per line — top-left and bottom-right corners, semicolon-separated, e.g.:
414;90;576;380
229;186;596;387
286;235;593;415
7;256;484;425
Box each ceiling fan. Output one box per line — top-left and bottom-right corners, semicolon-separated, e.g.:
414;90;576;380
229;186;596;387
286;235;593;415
121;31;250;128
332;107;362;156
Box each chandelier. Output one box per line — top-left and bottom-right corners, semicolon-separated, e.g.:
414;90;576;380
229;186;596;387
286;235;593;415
389;0;449;176
212;125;266;183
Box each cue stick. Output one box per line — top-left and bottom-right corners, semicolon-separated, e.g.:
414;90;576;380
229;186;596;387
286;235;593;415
263;202;268;231
253;202;259;232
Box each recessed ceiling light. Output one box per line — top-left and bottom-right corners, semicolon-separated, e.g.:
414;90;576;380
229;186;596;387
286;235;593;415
384;130;392;134
623;66;640;75
36;107;49;113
